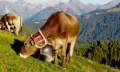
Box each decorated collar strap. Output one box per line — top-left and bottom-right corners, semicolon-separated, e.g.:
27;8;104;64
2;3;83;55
31;30;47;48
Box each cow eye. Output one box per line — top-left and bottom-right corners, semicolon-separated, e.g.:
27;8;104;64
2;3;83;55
24;43;27;46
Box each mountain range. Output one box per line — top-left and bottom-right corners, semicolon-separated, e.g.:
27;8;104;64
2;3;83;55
25;0;120;25
77;3;120;43
97;0;120;9
0;0;44;19
0;0;119;20
25;0;100;24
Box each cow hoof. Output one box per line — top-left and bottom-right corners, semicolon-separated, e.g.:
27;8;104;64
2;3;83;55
54;61;58;65
60;62;66;68
62;65;66;68
63;68;66;70
15;33;18;36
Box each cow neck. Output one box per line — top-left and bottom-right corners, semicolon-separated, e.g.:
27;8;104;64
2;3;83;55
31;30;47;48
40;26;50;38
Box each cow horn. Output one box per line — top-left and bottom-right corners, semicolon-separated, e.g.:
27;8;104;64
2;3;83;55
30;40;35;46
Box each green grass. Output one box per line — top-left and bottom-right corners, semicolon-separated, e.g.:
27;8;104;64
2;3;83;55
0;30;119;72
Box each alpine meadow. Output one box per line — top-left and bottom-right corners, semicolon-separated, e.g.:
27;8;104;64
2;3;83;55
0;0;120;72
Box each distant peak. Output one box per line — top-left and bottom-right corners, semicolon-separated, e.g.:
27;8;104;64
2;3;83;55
69;0;84;5
111;0;120;2
114;3;120;8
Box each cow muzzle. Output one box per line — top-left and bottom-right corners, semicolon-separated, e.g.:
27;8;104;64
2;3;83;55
19;53;29;59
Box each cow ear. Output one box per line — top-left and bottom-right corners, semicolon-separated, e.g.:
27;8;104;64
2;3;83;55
30;40;35;46
27;34;32;38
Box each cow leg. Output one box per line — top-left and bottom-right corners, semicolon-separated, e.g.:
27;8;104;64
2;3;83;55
13;19;20;35
5;22;11;32
14;23;20;35
67;40;76;63
54;50;58;64
66;43;71;63
15;28;19;35
61;42;67;68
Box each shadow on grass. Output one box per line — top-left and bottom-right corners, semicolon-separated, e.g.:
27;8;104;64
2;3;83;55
10;39;57;64
11;39;24;55
31;50;40;59
10;39;42;59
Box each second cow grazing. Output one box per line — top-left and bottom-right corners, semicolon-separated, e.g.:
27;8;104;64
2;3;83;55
0;13;22;35
19;11;79;67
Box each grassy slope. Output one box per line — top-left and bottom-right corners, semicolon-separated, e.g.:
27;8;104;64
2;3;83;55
0;30;119;72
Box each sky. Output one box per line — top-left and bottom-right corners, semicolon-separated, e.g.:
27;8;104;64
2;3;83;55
10;0;112;5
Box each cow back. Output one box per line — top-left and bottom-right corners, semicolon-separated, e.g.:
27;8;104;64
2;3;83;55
41;11;79;39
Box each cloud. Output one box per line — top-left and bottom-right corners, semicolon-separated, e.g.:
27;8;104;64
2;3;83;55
47;0;60;5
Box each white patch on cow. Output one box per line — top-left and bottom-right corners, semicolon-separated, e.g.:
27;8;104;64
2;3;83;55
19;53;28;59
56;38;63;45
52;38;64;50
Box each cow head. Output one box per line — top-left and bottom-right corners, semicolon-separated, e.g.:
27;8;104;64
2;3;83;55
19;34;38;58
0;21;5;29
19;30;47;58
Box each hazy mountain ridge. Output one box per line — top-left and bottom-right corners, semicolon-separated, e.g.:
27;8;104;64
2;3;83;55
25;0;100;25
0;0;43;19
0;1;13;14
97;0;120;9
0;0;119;20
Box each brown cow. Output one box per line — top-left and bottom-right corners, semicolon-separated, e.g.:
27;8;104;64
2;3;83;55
19;11;79;67
0;13;22;35
0;20;5;29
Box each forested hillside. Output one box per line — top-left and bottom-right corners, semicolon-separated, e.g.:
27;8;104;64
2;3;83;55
77;4;120;43
75;40;120;69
